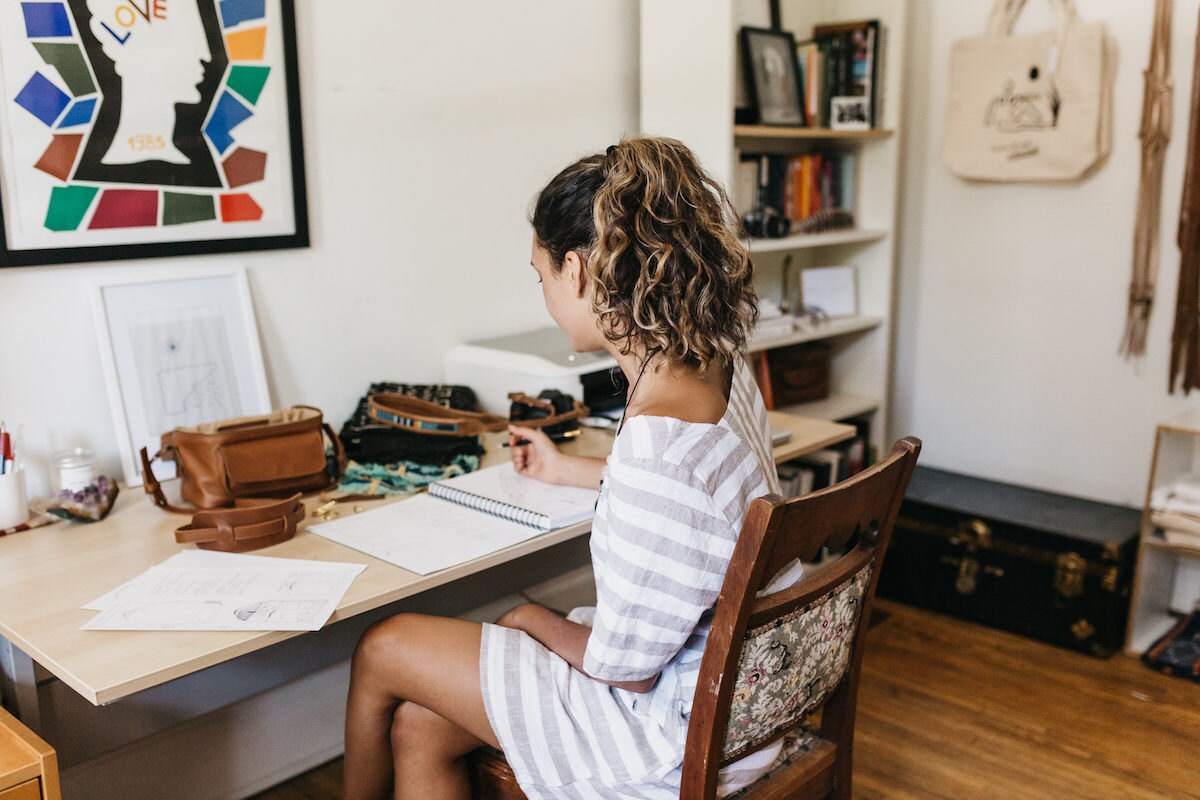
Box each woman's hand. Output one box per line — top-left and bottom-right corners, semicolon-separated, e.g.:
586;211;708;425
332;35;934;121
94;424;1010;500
508;424;563;484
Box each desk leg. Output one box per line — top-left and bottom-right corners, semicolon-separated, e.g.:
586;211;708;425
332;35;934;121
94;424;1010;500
0;637;42;734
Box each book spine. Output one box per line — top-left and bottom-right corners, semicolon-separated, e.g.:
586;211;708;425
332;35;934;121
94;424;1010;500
429;483;550;531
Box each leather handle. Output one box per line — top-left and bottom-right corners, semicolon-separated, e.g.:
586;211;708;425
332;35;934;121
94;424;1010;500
174;494;305;553
140;446;192;515
506;394;590;430
368;394;509;436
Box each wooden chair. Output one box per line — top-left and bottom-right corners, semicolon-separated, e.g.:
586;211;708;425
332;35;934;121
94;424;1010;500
469;437;921;800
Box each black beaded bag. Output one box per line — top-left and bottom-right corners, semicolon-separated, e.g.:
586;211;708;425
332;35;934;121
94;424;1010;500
339;383;485;467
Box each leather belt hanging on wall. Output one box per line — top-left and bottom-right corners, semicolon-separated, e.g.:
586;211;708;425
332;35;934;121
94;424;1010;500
1170;8;1200;393
1121;0;1172;360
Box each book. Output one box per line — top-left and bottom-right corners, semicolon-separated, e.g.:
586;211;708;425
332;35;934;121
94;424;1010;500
792;450;840;491
1161;527;1200;551
814;19;881;127
429;463;598;531
310;463;597;575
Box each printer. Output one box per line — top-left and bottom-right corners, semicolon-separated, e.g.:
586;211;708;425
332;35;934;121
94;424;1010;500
444;326;624;418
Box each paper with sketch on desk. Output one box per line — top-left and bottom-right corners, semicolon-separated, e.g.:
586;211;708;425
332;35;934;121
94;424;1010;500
81;551;365;632
308;492;545;575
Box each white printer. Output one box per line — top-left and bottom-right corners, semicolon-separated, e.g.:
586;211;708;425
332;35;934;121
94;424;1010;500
444;326;624;417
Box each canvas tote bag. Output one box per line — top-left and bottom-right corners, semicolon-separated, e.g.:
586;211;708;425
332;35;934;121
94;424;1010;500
943;0;1113;182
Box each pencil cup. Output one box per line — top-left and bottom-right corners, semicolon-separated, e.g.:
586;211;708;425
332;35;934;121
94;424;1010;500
0;468;29;530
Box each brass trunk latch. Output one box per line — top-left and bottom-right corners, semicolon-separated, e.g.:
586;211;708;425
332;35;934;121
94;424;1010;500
1055;552;1087;601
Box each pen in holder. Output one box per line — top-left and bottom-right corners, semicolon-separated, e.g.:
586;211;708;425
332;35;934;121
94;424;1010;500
0;467;29;530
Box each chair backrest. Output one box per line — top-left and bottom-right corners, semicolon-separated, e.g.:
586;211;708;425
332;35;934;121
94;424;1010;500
680;437;921;799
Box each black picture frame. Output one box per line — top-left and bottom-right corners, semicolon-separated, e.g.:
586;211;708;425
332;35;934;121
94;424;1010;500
0;0;309;268
740;26;807;127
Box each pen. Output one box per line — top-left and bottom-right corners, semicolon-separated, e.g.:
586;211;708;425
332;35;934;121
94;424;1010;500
501;438;532;449
0;423;9;476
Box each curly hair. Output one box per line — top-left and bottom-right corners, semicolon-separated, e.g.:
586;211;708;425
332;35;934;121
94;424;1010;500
530;136;757;374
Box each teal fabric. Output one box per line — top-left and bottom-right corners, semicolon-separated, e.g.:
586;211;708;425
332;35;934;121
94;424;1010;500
336;454;480;496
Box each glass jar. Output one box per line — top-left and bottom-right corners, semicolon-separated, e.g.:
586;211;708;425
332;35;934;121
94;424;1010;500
53;447;96;494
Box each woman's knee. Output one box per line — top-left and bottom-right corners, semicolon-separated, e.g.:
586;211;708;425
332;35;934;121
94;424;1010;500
353;613;419;675
494;602;537;630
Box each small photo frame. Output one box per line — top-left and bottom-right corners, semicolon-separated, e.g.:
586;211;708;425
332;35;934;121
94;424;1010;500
739;27;806;127
92;264;271;486
801;265;858;318
830;96;871;131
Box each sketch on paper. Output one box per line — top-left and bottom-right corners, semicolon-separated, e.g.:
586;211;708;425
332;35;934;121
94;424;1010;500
129;309;241;435
123;599;223;626
82;555;365;632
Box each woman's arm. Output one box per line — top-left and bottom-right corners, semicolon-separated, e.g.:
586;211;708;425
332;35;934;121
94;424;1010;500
496;603;658;693
508;425;606;489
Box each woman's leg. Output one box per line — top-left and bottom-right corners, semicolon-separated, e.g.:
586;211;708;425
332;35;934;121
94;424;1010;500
344;613;501;800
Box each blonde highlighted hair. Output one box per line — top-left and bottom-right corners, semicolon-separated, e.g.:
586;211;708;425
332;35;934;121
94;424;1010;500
530;136;757;374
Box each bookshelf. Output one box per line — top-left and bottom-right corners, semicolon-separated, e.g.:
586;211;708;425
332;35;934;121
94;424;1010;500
734;125;895;141
640;0;907;456
1126;412;1200;655
747;228;886;253
747;314;882;353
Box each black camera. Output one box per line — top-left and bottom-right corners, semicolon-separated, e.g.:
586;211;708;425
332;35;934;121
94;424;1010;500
742;205;791;238
508;389;585;442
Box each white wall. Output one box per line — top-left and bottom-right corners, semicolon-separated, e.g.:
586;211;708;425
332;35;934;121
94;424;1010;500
0;1;639;498
894;0;1200;507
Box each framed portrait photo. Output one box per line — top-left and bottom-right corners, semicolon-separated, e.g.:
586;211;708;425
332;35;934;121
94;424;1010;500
92;264;272;486
739;26;806;127
0;0;308;268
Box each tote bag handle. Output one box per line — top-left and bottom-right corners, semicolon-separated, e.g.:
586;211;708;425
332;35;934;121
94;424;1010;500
986;0;1076;38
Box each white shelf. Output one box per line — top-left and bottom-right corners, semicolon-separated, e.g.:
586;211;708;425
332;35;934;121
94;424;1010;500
747;229;887;253
748;315;882;353
1144;536;1200;560
777;393;879;422
734;125;895;141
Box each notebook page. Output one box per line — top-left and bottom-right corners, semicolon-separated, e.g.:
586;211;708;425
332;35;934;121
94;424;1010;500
430;463;597;529
308;493;543;575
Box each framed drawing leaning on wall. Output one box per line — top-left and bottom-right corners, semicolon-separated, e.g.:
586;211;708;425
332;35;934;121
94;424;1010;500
92;264;272;487
0;0;308;267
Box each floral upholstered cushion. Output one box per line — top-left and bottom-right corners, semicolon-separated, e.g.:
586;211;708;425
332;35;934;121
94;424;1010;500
722;564;873;759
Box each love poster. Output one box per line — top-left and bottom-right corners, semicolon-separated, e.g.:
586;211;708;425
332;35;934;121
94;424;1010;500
0;0;307;266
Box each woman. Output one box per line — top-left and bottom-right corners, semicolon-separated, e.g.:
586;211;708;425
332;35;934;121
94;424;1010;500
344;136;792;799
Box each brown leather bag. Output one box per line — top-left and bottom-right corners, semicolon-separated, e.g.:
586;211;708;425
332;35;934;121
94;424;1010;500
140;406;345;513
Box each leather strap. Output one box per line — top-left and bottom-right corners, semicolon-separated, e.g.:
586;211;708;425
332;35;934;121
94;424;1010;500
505;393;589;430
367;393;509;436
174;495;305;553
141;445;189;514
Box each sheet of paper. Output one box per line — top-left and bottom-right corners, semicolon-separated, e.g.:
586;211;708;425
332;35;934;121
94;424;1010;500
84;550;361;611
308;493;544;575
82;555;364;632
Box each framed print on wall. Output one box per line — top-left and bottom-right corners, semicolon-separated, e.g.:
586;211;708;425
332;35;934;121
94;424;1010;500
0;0;308;268
92;264;272;487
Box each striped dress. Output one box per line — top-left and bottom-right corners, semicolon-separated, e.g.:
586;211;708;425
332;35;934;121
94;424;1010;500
479;359;796;799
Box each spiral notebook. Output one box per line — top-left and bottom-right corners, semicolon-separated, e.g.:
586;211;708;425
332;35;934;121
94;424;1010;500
428;463;598;531
309;464;597;575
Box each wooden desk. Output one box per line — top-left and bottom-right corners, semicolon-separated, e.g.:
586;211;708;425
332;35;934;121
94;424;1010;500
0;415;851;712
0;708;58;800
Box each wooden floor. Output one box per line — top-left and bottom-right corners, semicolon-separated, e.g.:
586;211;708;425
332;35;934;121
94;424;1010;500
251;600;1200;799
